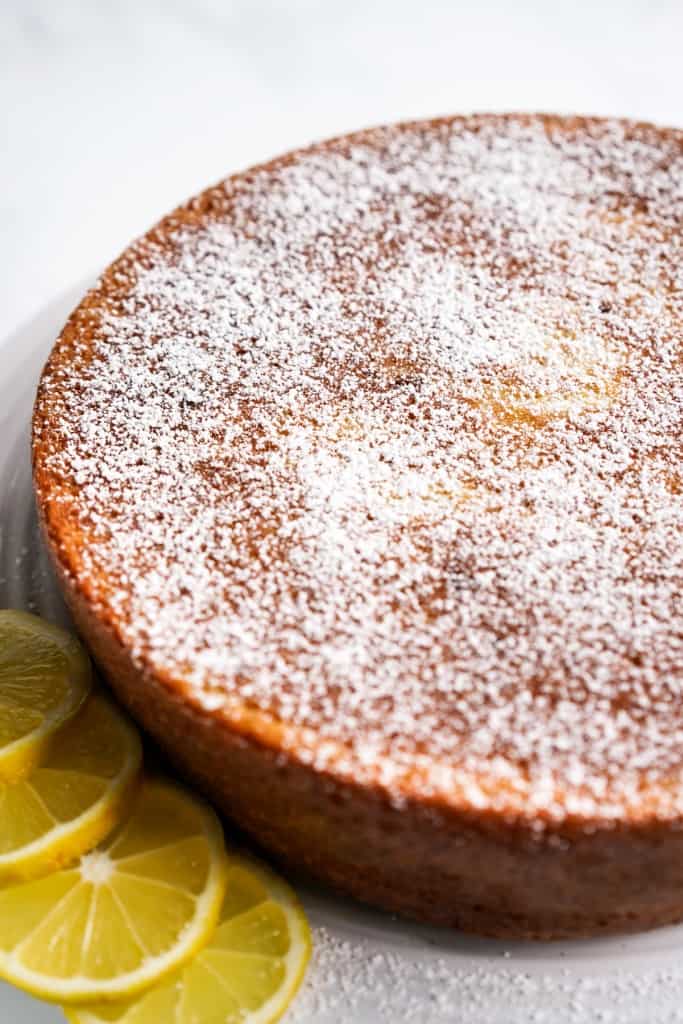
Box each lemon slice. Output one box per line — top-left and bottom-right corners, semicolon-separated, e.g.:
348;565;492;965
0;691;142;884
66;854;312;1024
0;777;228;1003
0;610;91;782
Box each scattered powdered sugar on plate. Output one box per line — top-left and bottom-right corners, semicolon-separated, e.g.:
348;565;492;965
34;113;683;821
289;924;683;1023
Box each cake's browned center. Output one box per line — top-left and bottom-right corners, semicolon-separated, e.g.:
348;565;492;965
32;114;683;938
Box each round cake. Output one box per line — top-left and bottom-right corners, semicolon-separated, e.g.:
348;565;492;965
32;114;683;938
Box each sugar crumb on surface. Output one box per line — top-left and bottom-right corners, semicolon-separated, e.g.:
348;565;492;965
289;925;683;1023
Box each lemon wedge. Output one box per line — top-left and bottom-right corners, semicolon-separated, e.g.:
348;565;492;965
65;854;312;1024
0;777;228;1003
0;610;91;782
0;691;142;884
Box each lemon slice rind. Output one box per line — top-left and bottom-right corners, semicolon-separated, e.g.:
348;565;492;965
0;610;91;782
0;778;229;1004
0;691;142;884
64;853;312;1024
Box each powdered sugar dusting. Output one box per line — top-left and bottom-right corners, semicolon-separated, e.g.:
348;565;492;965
35;114;683;822
289;924;683;1023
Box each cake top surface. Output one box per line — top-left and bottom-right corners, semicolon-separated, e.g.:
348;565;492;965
33;114;683;823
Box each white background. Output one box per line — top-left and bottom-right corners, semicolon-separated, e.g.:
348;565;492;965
2;0;683;343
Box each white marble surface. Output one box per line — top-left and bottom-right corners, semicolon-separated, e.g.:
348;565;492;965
1;0;683;342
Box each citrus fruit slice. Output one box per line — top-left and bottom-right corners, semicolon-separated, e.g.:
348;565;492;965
0;691;142;883
0;610;91;782
65;854;312;1024
0;777;228;1003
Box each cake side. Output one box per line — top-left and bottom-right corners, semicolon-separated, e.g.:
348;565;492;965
35;526;683;939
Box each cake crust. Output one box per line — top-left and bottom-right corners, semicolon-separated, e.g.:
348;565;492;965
32;114;683;937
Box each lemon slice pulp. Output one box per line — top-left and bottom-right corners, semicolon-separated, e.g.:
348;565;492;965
66;854;312;1024
0;610;91;782
0;691;142;884
0;777;228;1003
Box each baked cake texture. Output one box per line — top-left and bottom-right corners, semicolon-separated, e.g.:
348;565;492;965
32;114;683;938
